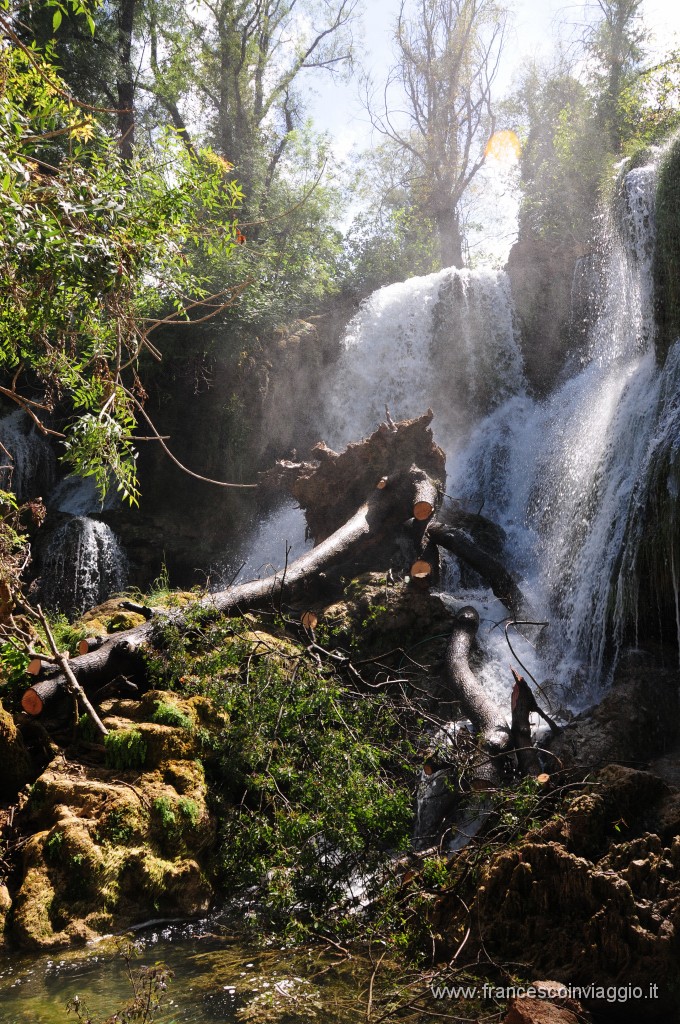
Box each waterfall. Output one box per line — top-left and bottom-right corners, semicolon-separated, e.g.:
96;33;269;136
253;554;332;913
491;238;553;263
449;160;674;699
38;516;128;615
235;155;676;707
323;266;524;450
230;266;522;581
0;410;56;501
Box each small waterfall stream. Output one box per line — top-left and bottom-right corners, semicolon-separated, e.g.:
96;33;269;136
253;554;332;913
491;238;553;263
0;411;128;614
38;516;128;615
0;410;56;501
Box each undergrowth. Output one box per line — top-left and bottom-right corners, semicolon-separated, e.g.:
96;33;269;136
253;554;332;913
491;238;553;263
146;608;420;940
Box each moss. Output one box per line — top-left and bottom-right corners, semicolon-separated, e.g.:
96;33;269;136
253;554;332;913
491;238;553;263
104;729;147;770
0;699;33;799
654;137;680;362
150;700;193;730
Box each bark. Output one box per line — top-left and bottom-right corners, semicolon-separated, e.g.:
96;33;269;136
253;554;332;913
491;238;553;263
411;467;439;521
427;520;529;618
510;670;540;776
445;606;510;751
263;411;446;542
117;0;136;160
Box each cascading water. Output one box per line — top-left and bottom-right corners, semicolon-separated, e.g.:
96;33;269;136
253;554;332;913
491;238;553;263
237;153;677;711
235;266;524;581
449;157;680;701
38;516;128;615
0;409;56;501
323;266;524;448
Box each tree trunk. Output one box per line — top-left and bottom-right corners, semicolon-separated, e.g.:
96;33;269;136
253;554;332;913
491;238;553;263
436;207;464;270
445;607;510;748
117;0;136;160
426;520;529;619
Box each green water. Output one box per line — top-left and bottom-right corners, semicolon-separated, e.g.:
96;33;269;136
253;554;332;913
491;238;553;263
0;924;373;1023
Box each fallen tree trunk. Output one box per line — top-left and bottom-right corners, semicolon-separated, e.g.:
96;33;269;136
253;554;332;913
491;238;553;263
262;411;445;542
22;468;430;712
426;520;529;619
445;606;510;751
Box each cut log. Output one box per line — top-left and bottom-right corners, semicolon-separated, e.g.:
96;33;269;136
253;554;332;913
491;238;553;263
411;466;439;521
410;559;434;588
22;677;63;716
77;636;107;656
427;520;529;618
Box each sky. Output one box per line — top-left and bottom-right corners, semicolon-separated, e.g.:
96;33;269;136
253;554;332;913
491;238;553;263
305;0;680;263
309;0;680;153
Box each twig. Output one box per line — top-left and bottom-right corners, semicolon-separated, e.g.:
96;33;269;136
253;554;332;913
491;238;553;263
29;604;109;737
366;948;388;1022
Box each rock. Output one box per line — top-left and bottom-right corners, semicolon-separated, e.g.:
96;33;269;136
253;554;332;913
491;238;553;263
548;650;679;770
0;883;11;947
504;997;583;1024
435;766;680;1021
8;688;220;949
506;234;584;395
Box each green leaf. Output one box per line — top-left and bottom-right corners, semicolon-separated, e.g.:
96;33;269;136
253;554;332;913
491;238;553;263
52;8;62;30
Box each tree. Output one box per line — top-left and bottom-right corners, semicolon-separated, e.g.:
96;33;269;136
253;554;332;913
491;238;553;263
341;143;439;296
509;61;607;249
141;0;357;216
584;0;646;154
17;0;141;158
0;3;246;503
366;0;508;269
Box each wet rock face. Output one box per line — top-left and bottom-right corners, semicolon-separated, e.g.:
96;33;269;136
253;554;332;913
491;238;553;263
549;648;680;771
506;235;584;396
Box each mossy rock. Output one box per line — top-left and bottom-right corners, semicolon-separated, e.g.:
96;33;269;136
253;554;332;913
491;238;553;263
322;573;453;651
241;629;301;660
78;598;146;636
0;700;33;800
655;137;680;362
11;832;72;949
11;754;215;947
0;883;11;948
118;853;211;918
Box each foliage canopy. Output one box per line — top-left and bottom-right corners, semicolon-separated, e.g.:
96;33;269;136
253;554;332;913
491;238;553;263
0;3;244;503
